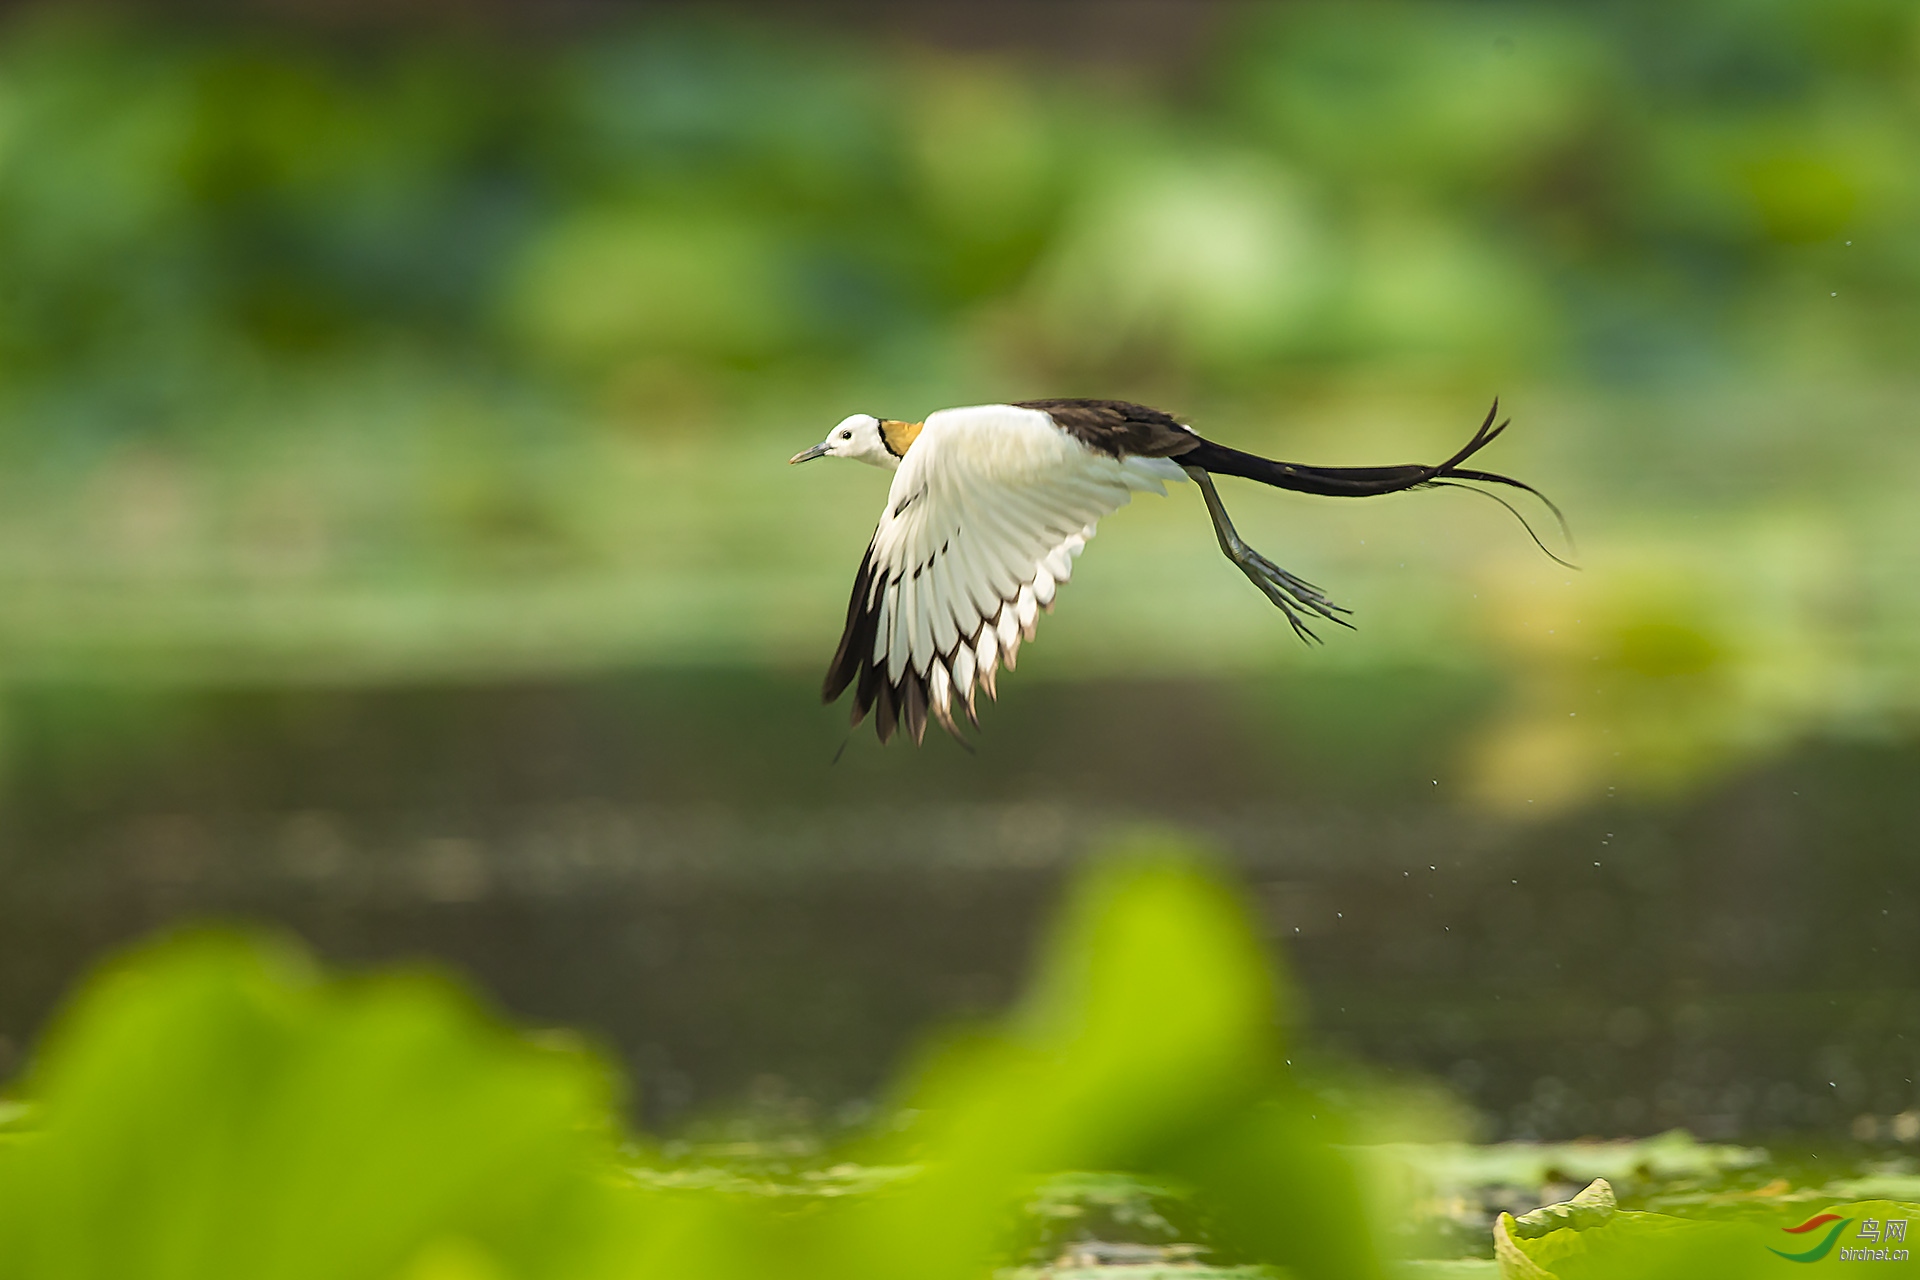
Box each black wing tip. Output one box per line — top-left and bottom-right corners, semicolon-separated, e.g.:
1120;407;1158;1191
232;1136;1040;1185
823;543;881;704
901;670;929;745
827;539;983;744
847;666;982;747
817;534;992;747
873;674;898;743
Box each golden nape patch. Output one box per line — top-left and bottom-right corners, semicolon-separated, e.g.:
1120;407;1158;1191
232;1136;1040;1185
879;419;923;457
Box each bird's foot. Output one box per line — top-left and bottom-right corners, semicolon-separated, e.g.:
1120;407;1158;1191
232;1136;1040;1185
1229;545;1353;644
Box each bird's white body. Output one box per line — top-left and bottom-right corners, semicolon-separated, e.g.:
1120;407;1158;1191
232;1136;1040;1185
896;403;1185;489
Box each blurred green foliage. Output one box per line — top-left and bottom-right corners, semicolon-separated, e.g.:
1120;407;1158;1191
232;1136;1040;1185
3;840;1904;1278
2;4;1914;411
0;2;1913;807
0;934;621;1279
0;845;1389;1279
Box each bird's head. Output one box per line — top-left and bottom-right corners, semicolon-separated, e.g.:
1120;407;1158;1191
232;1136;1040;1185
789;414;919;471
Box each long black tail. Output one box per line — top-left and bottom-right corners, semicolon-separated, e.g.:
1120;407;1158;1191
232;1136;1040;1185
1180;400;1574;565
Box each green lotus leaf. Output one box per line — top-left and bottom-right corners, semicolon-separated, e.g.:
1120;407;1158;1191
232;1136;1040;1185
1496;1181;1920;1279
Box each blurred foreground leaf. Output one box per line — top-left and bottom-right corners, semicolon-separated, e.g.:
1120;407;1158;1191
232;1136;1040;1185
0;842;1386;1279
0;932;625;1280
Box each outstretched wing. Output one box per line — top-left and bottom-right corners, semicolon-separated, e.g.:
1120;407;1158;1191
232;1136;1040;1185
824;404;1183;743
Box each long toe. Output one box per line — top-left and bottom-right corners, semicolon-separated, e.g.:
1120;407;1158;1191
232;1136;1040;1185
1241;551;1353;627
1256;556;1337;607
1277;571;1348;615
1269;591;1324;644
1237;561;1324;643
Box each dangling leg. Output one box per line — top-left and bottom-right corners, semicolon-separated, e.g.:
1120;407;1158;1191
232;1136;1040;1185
1184;466;1353;643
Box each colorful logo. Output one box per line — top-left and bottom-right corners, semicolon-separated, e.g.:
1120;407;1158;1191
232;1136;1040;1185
1770;1212;1852;1263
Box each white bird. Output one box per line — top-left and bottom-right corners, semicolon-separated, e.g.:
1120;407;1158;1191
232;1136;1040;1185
790;399;1561;744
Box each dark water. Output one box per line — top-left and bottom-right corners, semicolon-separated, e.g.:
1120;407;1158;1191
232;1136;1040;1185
1;668;1916;1143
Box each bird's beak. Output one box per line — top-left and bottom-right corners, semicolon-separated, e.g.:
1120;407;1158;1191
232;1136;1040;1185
789;441;831;464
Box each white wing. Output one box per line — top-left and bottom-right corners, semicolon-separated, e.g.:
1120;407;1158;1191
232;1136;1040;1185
823;404;1184;743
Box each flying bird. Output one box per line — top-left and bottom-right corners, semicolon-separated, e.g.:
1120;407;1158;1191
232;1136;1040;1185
790;399;1562;745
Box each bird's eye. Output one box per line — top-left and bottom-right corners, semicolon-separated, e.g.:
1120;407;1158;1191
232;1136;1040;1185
840;430;853;439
